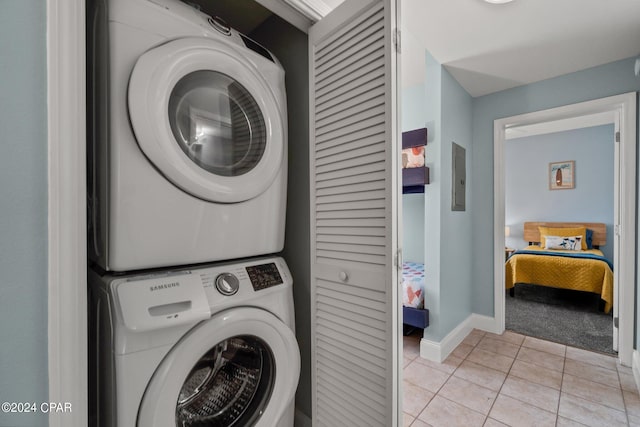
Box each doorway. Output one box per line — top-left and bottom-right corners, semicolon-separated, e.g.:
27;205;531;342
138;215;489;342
493;92;637;365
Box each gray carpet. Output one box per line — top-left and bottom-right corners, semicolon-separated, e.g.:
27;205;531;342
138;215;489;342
506;283;614;355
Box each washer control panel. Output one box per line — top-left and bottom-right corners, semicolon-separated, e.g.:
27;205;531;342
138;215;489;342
246;262;283;291
198;259;287;299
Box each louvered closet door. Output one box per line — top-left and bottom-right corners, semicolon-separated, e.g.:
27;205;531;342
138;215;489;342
309;0;400;426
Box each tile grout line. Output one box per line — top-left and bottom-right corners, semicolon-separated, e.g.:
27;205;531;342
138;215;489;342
476;334;522;426
615;366;632;427
554;349;566;427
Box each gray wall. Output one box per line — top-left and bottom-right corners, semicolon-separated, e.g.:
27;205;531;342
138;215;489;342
470;57;640;323
0;2;49;426
250;16;311;419
506;125;615;261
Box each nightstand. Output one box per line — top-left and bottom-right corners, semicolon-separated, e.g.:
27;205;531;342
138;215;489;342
505;247;515;260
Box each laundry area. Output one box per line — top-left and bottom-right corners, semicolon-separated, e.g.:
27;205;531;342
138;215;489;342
86;0;311;425
1;0;403;425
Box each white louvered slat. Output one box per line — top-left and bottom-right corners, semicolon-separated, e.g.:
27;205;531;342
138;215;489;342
316;78;385;116
316;158;385;179
317;376;385;421
318;305;385;331
317;364;386;408
316;140;384;166
315;6;384;64
316;114;386;145
315;56;385;101
316;172;386;191
316;226;384;236
316;209;385;220
317;358;385;396
310;0;398;426
316;103;385;139
316;180;385;197
316;131;385;159
316;161;385;183
315;125;384;152
315;54;385;101
316;199;385;211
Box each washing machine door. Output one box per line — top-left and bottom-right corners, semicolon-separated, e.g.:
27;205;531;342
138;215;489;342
128;37;285;203
137;307;300;427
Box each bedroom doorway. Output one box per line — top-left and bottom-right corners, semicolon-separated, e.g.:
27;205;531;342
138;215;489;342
493;92;637;365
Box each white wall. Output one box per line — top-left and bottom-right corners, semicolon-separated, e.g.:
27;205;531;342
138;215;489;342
505;125;615;260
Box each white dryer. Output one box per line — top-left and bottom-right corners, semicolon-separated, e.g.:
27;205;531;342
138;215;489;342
88;0;288;271
88;256;300;427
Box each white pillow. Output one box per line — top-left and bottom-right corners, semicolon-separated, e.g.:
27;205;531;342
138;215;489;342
544;235;582;251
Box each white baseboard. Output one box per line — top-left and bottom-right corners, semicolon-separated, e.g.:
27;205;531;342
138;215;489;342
419;314;497;362
294;408;312;427
632;351;640;395
471;313;500;334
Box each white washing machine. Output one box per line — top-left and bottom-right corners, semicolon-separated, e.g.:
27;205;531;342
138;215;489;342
88;0;288;271
88;256;300;427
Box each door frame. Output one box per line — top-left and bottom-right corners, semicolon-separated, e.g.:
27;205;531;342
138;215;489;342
47;0;87;426
493;92;637;366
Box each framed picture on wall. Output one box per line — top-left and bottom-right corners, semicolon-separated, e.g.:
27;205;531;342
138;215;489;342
549;160;575;190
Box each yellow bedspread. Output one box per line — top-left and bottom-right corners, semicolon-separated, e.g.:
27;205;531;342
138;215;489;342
505;246;613;313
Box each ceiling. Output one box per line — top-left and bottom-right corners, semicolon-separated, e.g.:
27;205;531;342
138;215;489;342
402;0;640;97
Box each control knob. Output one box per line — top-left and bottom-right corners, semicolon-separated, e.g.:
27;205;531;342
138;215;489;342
215;273;239;296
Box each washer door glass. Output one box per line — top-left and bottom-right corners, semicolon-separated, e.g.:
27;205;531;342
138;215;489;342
169;71;267;178
136;307;300;427
176;335;274;427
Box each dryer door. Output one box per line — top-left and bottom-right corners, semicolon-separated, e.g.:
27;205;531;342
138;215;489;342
137;307;300;427
128;37;285;203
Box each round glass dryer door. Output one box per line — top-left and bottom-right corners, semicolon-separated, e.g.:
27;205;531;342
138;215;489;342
169;71;266;179
128;37;285;203
175;335;274;426
137;308;300;427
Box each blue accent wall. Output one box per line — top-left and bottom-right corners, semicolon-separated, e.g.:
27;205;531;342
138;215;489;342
470;57;640;320
505;125;615;261
438;68;473;336
0;2;49;426
401;47;474;341
402;194;425;263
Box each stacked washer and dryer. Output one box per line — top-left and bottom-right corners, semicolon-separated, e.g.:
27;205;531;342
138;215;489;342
87;0;300;425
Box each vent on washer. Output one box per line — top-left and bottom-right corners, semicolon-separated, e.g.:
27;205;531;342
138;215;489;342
240;35;274;63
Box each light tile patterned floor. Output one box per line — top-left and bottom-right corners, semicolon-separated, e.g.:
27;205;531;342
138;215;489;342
403;329;639;427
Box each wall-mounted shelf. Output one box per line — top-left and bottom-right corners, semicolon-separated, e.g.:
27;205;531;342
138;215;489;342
402;127;429;194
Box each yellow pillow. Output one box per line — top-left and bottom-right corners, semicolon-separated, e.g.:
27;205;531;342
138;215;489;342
538;226;587;250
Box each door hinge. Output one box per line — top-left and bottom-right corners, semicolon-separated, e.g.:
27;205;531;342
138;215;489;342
615;224;621;236
614;317;619;328
393;28;401;53
394;248;402;268
615;131;620;143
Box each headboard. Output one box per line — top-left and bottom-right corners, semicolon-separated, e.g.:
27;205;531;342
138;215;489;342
523;222;607;247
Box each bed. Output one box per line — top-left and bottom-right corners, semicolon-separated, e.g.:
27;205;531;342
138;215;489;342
402;261;429;333
505;222;613;313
